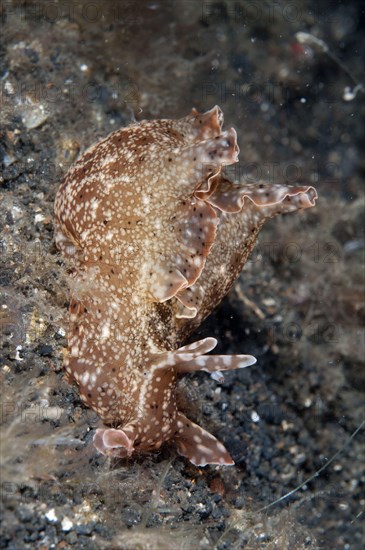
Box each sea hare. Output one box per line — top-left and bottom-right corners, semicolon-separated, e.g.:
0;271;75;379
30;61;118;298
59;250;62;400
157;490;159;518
54;106;317;466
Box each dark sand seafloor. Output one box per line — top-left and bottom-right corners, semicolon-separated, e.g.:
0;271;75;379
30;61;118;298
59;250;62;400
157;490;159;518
0;1;364;548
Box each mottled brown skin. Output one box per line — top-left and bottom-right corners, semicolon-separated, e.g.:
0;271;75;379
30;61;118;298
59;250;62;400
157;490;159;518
54;106;317;466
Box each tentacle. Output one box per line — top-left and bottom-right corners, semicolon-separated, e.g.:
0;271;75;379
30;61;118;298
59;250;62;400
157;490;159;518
152;337;218;368
174;412;234;466
175;353;256;374
93;427;135;458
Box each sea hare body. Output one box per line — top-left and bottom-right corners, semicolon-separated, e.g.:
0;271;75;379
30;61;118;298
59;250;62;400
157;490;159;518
54;106;317;466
